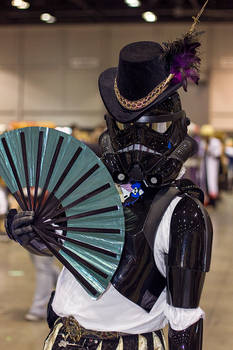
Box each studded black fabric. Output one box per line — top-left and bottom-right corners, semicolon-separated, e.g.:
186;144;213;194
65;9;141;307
169;195;207;270
168;318;203;350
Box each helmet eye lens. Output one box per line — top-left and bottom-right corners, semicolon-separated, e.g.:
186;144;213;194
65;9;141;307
115;120;172;133
151;122;172;133
116;121;124;130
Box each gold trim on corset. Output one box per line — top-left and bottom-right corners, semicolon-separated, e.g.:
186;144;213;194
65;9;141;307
152;331;164;349
114;73;174;111
43;321;63;350
138;334;148;349
63;316;125;341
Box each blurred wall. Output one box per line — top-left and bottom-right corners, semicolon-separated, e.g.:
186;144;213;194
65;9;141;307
0;22;231;130
209;24;233;131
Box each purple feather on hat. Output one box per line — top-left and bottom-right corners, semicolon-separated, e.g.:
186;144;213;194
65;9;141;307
163;33;202;92
162;0;209;92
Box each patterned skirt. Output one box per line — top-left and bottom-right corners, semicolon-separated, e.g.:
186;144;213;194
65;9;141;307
43;316;166;350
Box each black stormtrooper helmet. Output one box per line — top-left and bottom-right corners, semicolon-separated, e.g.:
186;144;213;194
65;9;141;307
98;40;201;186
99;92;197;187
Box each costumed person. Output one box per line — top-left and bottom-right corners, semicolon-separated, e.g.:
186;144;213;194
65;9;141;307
199;124;222;206
225;137;233;191
185;122;201;186
4;2;212;349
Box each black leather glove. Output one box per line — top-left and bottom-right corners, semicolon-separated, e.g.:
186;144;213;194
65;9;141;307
5;209;36;245
5;209;53;256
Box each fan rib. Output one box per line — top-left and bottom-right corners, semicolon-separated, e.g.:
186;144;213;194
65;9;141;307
38;146;83;218
59;163;100;202
1;138;28;210
43;183;111;221
39;224;121;234
20;132;32;210
33;226;109;279
37;225;117;258
66;227;121;234
52;205;119;224
33;131;44;210
13;191;28;211
35;136;64;215
33;225;98;296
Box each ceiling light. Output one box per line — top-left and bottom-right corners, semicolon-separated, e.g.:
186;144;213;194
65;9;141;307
12;0;30;9
47;16;56;24
40;13;56;23
11;0;23;6
124;0;141;8
17;1;30;9
40;13;51;21
142;11;157;22
11;0;26;7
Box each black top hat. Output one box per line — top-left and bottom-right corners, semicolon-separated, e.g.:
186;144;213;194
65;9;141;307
98;41;183;123
98;1;208;123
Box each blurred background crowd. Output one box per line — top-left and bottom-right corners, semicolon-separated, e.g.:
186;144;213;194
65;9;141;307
186;122;233;206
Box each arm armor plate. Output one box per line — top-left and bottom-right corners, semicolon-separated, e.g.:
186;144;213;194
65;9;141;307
167;195;213;308
168;318;203;350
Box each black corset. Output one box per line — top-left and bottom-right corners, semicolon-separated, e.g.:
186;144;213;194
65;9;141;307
111;200;166;312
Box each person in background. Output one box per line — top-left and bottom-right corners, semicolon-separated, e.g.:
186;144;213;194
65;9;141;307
25;254;60;321
215;131;228;193
199;124;222;206
0;177;9;241
225;137;233;191
185;122;202;185
70;123;80;139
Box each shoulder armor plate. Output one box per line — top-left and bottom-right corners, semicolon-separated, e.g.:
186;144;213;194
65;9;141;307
167;195;213;308
169;194;213;271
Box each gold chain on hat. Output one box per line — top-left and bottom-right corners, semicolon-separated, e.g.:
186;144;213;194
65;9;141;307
114;73;174;111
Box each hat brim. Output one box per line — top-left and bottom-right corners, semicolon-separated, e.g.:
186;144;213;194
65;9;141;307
98;67;183;123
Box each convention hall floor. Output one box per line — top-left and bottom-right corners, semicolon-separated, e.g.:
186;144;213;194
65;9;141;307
0;192;233;350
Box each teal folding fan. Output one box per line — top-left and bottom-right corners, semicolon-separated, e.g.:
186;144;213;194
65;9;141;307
0;127;125;298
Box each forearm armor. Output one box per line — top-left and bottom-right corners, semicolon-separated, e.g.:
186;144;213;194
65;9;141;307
168;318;203;350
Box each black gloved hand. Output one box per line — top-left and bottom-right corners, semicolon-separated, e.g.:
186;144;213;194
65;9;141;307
5;209;36;245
